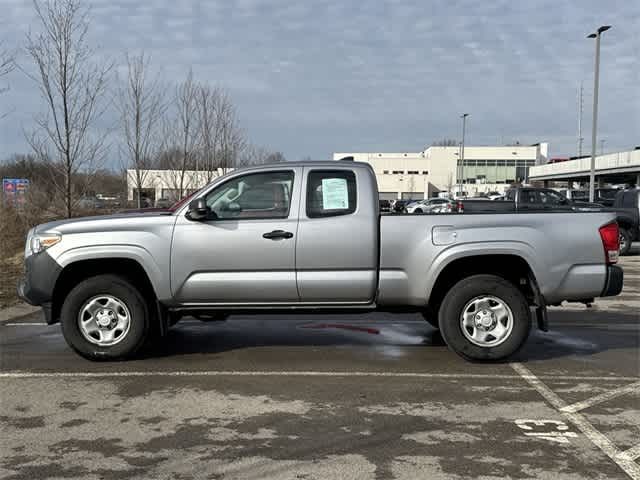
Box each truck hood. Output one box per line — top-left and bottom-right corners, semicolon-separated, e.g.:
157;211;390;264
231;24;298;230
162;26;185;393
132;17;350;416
34;210;175;234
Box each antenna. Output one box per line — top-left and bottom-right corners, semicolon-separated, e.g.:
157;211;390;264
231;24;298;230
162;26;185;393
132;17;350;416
577;81;584;157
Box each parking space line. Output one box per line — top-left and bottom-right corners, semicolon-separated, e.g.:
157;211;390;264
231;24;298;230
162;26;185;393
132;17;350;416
620;444;640;462
560;381;640;413
4;323;47;326
0;370;639;382
510;362;640;480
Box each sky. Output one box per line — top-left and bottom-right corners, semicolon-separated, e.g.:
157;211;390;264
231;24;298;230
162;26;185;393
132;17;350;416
0;0;638;166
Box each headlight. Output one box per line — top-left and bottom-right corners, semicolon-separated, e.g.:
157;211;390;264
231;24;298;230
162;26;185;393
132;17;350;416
29;233;62;255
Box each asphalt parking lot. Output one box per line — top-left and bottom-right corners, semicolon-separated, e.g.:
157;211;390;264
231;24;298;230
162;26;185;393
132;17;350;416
1;248;638;480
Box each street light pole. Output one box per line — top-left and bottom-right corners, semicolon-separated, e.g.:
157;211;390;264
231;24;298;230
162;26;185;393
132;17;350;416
460;113;469;197
587;25;611;203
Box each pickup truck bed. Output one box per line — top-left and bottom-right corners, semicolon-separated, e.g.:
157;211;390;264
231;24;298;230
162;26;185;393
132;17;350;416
18;161;624;362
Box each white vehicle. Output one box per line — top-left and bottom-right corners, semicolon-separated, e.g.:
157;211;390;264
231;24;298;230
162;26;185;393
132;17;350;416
406;198;453;214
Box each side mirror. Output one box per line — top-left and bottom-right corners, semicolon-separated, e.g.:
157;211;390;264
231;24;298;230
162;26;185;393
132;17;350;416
187;198;210;221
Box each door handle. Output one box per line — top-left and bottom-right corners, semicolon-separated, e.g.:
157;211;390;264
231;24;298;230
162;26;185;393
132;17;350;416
262;230;293;240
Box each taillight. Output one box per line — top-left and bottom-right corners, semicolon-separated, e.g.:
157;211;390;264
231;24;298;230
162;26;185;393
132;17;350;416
599;222;619;264
456;201;464;213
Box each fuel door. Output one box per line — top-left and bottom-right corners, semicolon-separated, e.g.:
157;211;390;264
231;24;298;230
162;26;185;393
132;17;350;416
432;225;458;246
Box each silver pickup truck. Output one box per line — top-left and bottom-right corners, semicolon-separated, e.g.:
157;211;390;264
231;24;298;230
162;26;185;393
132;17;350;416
18;161;623;361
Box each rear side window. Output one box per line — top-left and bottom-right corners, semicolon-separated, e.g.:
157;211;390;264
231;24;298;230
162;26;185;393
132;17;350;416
306;170;357;218
520;189;538;204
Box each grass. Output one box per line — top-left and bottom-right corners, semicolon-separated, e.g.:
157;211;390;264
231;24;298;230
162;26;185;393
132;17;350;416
0;251;24;309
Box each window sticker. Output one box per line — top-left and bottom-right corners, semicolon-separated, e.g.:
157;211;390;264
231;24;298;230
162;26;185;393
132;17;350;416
321;177;348;210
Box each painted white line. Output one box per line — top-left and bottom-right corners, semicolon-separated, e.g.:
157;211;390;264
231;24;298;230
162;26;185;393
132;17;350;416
510;362;640;480
4;323;47;326
619;444;640;462
561;381;640;413
0;370;639;382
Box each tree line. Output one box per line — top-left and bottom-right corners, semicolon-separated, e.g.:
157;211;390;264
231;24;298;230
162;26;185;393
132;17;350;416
1;0;286;216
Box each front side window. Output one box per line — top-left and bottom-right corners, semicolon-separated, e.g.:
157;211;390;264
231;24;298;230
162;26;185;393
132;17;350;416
306;170;357;218
205;171;294;219
539;190;565;205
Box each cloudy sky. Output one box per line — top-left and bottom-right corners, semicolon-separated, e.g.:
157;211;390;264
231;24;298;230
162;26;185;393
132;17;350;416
0;0;638;165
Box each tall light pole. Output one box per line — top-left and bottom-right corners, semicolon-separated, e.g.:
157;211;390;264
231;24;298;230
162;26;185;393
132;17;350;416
587;25;611;202
459;113;469;197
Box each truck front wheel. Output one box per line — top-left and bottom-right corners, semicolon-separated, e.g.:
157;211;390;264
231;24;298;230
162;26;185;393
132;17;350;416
438;274;531;361
60;274;150;361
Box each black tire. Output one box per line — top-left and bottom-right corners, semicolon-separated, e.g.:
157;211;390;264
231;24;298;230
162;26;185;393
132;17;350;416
619;228;632;256
438;274;531;361
60;274;151;361
414;209;423;214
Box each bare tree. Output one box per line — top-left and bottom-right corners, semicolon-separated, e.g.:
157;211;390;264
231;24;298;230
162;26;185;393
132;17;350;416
264;151;286;163
240;146;285;166
0;40;15;95
197;83;246;177
117;52;165;207
163;70;201;199
215;89;245;173
240;144;270;166
25;0;111;218
197;83;223;183
0;40;16;118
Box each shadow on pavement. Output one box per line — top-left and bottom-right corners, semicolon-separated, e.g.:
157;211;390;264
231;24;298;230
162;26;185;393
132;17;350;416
141;316;447;359
140;309;638;363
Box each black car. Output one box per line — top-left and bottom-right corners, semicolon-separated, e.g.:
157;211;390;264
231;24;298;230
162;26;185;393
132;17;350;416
612;188;640;255
392;199;412;213
379;199;391;212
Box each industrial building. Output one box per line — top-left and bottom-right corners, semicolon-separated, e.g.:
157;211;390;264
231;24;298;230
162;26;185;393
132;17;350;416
333;143;549;199
126;168;228;205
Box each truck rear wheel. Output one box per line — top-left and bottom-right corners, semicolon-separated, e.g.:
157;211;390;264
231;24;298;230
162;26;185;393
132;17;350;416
60;274;150;361
438;274;531;361
619;228;632;256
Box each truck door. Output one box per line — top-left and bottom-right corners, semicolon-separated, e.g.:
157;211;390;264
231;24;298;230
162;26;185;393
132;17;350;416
295;167;378;303
170;168;301;303
517;188;540;211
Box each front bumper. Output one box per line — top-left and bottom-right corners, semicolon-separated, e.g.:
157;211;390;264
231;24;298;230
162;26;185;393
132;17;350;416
16;251;62;324
601;265;624;297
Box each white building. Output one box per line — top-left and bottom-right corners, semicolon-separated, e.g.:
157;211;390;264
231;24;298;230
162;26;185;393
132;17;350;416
334;143;549;199
126;168;229;205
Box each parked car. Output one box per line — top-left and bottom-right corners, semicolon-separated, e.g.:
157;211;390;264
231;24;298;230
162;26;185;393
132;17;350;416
559;188;620;207
392;199;413;213
379;199;391;212
611;188;640;255
459;187;602;213
19;161;622;362
406;198;453;214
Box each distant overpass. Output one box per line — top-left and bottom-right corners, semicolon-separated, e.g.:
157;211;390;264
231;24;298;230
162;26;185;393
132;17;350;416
529;149;640;185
